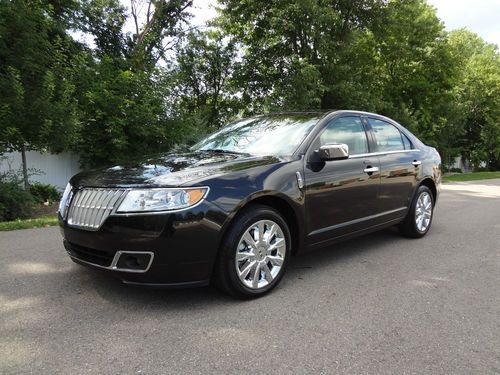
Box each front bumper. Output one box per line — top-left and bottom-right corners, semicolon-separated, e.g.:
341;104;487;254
60;201;227;286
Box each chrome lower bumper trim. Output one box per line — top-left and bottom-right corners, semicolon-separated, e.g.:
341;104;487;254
68;250;154;273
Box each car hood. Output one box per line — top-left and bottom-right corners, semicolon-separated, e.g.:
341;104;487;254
70;151;284;188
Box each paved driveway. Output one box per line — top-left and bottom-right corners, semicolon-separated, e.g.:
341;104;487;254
1;180;499;374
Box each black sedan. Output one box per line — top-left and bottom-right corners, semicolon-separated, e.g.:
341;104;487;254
59;110;441;298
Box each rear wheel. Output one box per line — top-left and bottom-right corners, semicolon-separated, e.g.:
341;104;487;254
399;185;434;238
213;205;291;299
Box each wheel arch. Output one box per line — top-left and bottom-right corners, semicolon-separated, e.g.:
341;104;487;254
419;177;437;203
218;193;303;256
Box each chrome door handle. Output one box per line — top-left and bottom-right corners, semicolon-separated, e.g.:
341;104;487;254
363;166;379;174
412;160;422;166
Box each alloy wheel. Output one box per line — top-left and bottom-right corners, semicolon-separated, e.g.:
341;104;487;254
235;220;286;289
415;191;432;232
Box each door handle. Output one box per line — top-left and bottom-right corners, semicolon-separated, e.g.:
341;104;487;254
412;160;422;166
363;166;379;174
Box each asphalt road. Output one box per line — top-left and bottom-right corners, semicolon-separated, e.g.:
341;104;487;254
1;180;499;375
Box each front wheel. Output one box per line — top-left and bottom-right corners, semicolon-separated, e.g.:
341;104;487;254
399;185;434;238
213;205;291;299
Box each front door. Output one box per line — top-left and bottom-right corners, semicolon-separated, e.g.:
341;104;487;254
304;116;381;246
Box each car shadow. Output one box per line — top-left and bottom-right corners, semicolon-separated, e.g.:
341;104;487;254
84;227;405;309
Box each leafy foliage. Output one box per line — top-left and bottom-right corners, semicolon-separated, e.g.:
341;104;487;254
217;0;499;169
169;30;241;137
74;58;178;166
29;182;61;204
447;30;500;170
0;0;81;154
0;0;499;172
0;173;33;221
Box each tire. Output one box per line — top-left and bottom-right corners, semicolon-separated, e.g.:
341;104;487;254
399;185;434;238
213;204;291;299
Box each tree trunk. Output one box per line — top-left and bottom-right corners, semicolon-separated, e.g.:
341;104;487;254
21;145;29;191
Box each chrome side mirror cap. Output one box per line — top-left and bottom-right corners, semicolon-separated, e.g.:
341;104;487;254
317;143;349;161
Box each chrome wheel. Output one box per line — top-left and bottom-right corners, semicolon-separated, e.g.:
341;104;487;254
235;220;286;290
415;191;432;232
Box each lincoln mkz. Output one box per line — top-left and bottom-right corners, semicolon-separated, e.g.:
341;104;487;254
59;110;441;298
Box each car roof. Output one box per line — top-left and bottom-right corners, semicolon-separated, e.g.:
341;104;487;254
256;109;393;120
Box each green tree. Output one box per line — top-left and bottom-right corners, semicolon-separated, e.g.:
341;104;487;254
368;0;457;145
79;0;128;58
71;0;194;167
128;0;193;69
218;0;466;161
169;30;240;135
0;0;82;189
217;0;385;111
74;58;181;167
447;30;500;169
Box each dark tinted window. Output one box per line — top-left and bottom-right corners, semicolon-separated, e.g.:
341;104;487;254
319;116;368;155
369;119;404;151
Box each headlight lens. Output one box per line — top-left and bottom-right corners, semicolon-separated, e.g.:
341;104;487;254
58;183;73;219
116;187;208;213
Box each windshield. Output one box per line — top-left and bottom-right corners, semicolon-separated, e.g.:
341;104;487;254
191;114;320;157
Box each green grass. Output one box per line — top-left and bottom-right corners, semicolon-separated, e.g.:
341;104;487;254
0;215;58;231
442;171;500;182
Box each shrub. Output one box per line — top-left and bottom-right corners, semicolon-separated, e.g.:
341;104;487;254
449;168;462;173
0;181;34;221
29;182;61;203
474;166;489;172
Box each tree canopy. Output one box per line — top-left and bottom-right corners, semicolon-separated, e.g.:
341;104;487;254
0;0;499;176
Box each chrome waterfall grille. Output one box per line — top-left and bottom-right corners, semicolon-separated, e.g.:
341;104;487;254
67;189;126;231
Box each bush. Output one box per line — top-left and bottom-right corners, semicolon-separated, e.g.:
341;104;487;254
0;181;34;221
29;182;61;203
449;168;462;173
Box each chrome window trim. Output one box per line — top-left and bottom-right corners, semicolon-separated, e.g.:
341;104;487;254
67;250;154;273
348;149;420;159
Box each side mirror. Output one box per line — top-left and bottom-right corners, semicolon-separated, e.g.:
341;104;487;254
317;143;349;161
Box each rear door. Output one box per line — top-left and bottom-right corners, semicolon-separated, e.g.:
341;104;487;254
366;117;420;219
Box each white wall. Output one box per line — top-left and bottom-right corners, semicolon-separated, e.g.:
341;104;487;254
0;151;81;191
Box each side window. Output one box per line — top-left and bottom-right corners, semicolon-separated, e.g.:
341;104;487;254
369;118;404;152
402;133;412;150
319;116;368;155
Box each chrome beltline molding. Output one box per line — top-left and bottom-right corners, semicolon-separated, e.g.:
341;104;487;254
349;149;420;159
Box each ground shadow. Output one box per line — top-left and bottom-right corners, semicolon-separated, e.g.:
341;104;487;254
81;227;405;309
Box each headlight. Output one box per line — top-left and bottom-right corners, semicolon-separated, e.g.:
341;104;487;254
116;187;208;213
58;183;73;219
